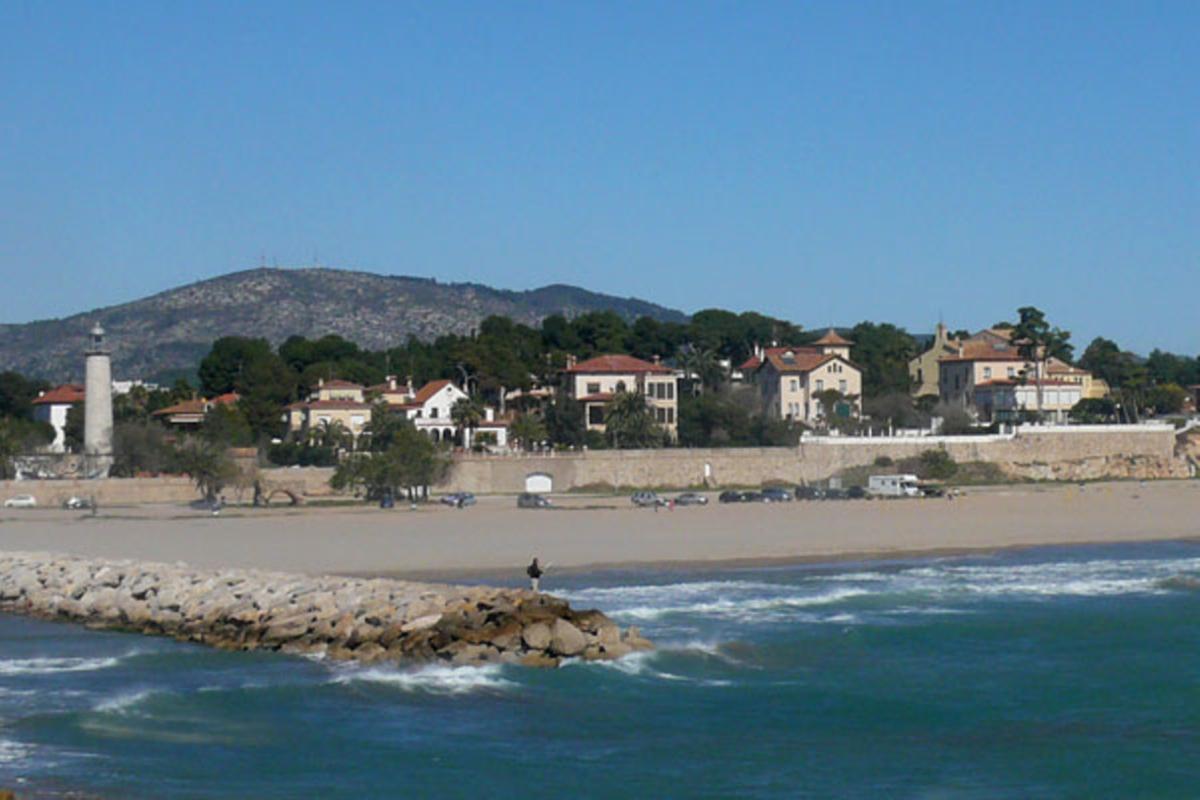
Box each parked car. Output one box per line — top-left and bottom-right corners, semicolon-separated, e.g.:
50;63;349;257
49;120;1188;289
794;485;826;501
718;490;749;503
3;495;36;508
760;487;794;503
62;496;93;510
846;485;867;500
517;493;552;509
824;487;848;500
441;492;477;508
674;492;709;506
742;491;767;503
631;491;666;507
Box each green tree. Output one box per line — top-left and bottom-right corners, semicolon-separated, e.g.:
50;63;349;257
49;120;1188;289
0;371;49;418
678;345;724;395
1069;398;1116;424
173;436;238;501
1010;306;1072;419
111;420;174;477
63;403;85;453
199;337;275;395
0;418;54;478
604;391;665;448
450;397;484;446
1143;383;1188;415
201;404;255;447
848;322;917;396
509;412;548;451
331;420;451;501
544;396;586;448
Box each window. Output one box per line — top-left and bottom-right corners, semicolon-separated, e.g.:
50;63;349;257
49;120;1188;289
656;407;666;423
790;379;798;392
839;380;847;393
430;407;438;418
816;379;824;392
588;406;604;426
666;383;674;400
616;381;627;393
587;382;601;395
917;368;924;383
1007;367;1016;378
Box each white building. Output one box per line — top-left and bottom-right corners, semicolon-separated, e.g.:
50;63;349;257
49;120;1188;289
31;384;86;453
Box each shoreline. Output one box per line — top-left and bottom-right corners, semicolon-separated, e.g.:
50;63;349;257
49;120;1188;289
373;534;1200;585
0;480;1196;580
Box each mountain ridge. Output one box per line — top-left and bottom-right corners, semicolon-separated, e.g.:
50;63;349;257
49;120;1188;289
0;267;688;381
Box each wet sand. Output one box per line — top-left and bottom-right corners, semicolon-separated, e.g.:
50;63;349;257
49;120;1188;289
0;481;1197;581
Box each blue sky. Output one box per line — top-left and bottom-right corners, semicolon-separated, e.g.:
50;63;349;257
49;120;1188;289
1;2;1196;354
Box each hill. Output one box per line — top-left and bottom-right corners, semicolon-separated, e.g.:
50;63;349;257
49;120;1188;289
0;268;688;381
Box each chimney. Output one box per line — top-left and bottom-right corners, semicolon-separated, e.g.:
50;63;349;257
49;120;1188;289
651;355;661;365
957;343;964;357
387;375;397;392
405;375;414;396
565;354;577;370
318;377;325;388
499;385;506;416
485;407;495;422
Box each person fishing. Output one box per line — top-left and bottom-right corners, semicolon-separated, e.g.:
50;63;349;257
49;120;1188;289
526;557;544;592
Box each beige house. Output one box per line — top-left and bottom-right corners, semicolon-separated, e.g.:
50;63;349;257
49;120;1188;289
909;323;961;398
937;332;1106;421
563;354;679;439
741;331;862;425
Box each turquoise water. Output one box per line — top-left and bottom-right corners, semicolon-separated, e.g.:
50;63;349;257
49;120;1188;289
3;541;1200;798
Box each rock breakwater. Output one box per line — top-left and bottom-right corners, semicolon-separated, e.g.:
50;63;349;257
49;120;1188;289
0;552;651;667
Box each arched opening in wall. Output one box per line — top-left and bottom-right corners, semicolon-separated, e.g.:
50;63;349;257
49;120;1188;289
525;472;553;494
429;429;440;442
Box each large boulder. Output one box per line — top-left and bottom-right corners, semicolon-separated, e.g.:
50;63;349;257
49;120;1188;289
521;622;552;651
550;618;587;657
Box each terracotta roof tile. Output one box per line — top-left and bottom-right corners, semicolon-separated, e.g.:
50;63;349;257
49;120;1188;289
565;355;672;374
813;329;854;346
32;384;86;405
412;379;454;405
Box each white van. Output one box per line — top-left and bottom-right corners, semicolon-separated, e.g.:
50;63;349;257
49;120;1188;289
867;474;921;498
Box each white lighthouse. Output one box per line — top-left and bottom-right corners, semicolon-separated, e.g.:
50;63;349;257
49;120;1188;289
84;323;114;478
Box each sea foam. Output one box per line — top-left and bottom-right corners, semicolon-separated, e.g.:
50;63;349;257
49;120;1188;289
330;663;516;695
0;656;121;676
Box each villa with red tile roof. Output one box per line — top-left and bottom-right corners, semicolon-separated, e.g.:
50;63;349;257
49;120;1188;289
740;330;862;425
563;354;680;438
152;393;240;428
936;332;1106;422
31;384;86;452
287;376;508;448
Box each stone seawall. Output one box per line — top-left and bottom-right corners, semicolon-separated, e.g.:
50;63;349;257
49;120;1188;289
0;552;651;667
444;425;1189;492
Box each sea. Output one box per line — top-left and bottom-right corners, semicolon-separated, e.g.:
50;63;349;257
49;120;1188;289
2;540;1200;798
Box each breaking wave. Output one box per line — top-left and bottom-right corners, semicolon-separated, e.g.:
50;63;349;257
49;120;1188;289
329;663;516;695
0;656;122;676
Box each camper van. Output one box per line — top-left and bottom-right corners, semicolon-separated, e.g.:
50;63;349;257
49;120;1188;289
867;474;921;498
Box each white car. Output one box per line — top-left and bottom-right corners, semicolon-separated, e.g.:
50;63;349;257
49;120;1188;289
4;495;37;508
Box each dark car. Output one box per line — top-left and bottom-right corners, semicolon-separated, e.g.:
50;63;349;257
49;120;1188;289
825;487;848;500
441;492;476;508
794;485;826;501
517;492;552;509
674;492;709;506
760;487;793;503
742;491;767;503
846;486;867;500
718;490;747;504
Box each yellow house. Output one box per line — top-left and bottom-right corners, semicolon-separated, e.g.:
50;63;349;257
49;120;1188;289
285;379;372;440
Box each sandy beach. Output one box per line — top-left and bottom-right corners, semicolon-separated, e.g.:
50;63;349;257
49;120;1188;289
0;480;1197;580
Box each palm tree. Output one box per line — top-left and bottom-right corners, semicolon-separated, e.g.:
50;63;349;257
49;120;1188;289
679;345;723;396
450;397;484;447
604;391;664;449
